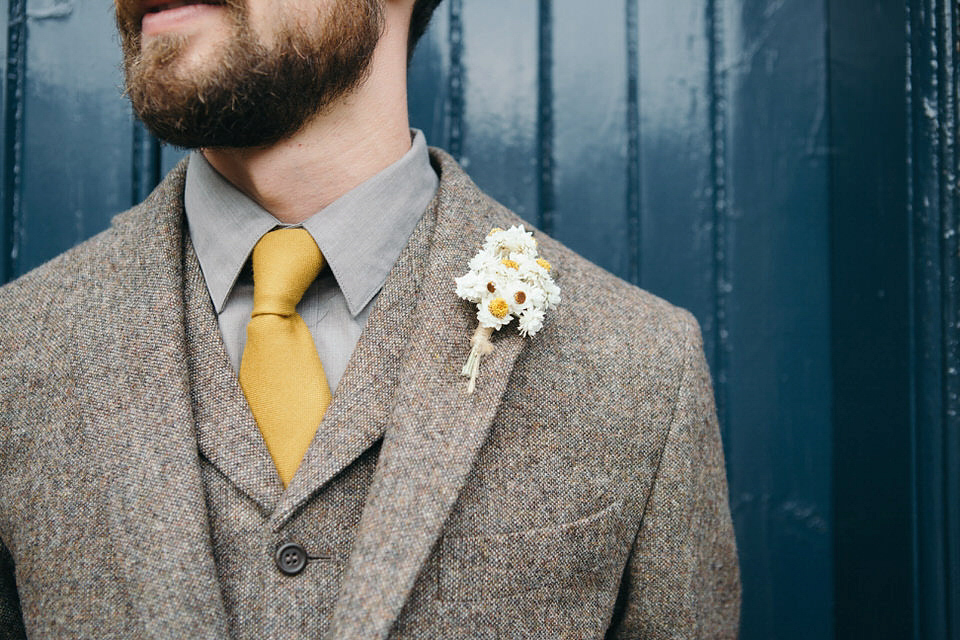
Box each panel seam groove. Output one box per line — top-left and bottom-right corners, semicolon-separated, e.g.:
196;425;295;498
625;0;641;285
706;0;731;442
445;0;464;162
2;0;27;283
536;0;555;236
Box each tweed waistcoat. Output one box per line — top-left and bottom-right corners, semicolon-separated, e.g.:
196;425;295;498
180;179;437;638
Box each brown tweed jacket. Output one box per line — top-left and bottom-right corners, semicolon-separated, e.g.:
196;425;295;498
0;149;740;639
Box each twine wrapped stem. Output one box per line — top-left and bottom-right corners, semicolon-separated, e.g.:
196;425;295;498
461;326;495;394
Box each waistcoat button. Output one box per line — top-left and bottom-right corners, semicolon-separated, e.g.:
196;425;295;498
275;542;308;576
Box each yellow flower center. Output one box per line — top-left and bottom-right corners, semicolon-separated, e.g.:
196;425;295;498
536;258;552;272
501;259;519;270
488;298;509;319
514;291;526;304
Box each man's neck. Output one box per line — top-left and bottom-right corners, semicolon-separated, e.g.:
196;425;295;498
201;27;412;225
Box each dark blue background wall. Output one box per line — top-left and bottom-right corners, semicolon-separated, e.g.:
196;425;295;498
2;1;958;638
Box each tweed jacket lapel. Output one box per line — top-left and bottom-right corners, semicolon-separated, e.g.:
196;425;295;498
75;163;230;636
328;150;528;640
269;184;436;525
182;231;285;512
182;158;436;514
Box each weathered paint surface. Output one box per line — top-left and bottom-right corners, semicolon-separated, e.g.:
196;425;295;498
2;1;958;638
16;0;133;276
904;0;960;636
830;0;960;637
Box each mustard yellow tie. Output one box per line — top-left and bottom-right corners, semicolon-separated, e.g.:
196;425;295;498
239;228;333;487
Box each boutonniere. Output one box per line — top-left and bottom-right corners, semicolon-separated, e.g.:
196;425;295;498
455;225;561;394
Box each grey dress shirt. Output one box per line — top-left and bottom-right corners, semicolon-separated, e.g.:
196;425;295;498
184;130;439;392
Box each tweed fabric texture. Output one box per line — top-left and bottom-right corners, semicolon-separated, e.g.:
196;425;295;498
182;164;435;637
0;161;228;638
0;149;740;639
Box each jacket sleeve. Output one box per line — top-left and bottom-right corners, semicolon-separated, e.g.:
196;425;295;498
0;537;26;639
606;320;741;639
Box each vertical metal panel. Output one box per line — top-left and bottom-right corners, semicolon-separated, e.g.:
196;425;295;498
625;0;640;288
947;1;960;623
454;0;539;223
159;141;187;177
635;2;716;375
907;0;960;637
829;0;914;636
2;0;25;284
706;0;730;433
632;0;739;600
444;0;464;159
0;4;8;153
132;122;161;204
535;0;554;236
550;0;629;278
720;0;833;637
16;0;134;277
408;2;450;148
909;5;946;637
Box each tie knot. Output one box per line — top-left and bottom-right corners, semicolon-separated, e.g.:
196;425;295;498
250;228;325;316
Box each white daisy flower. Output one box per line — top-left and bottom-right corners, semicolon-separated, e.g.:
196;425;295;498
518;307;546;337
542;277;561;308
520;284;547;310
454;271;486;303
484;225;538;258
500;280;533;315
477;295;514;330
467;252;498;275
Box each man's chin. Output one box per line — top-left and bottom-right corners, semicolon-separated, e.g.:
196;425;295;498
139;30;228;76
124;0;383;150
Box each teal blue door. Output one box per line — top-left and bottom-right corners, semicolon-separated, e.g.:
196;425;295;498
2;1;957;638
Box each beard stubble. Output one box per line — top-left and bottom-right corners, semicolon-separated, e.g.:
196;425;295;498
115;0;383;149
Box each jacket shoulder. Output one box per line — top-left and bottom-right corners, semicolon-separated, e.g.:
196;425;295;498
541;232;702;392
0;208;147;334
0;160;187;362
0;226;117;339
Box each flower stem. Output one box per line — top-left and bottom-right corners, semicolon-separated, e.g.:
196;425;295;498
462;326;495;394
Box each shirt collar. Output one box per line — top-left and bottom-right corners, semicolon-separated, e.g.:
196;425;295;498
184;130;438;316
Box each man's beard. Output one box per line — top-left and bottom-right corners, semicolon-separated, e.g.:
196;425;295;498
115;0;383;149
